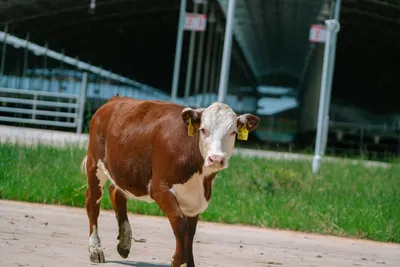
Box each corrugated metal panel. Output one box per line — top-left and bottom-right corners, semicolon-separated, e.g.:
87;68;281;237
217;0;324;81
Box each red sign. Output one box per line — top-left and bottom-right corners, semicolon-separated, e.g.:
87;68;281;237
184;13;207;32
309;24;327;43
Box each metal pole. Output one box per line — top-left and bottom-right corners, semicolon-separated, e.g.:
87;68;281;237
312;18;341;174
77;72;88;134
321;0;342;153
215;31;224;92
22;32;30;78
0;23;9;86
202;8;216;106
209;24;220;102
43;42;49;91
194;2;208;96
184;3;199;103
217;0;236;103
171;0;187;102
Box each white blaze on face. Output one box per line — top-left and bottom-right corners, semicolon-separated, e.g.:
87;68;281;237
199;102;237;169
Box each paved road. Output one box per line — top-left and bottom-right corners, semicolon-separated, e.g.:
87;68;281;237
0;125;390;168
0;200;399;267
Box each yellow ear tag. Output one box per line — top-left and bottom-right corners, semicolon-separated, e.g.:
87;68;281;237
237;122;249;141
188;118;194;137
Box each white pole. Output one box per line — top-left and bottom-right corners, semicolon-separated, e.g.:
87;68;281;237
171;0;187;102
77;72;88;134
184;3;199;103
214;31;224;91
217;0;236;103
0;23;9;85
23;32;30;78
312;19;341;174
321;0;342;154
209;24;220;100
202;8;216;106
194;2;208;96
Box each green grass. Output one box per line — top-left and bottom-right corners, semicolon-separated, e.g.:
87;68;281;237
0;143;399;243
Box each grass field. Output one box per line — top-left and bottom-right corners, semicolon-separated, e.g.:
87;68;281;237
0;143;399;243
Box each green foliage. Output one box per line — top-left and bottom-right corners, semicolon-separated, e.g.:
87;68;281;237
0;143;399;243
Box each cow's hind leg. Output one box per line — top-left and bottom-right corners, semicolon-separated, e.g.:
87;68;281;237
109;184;132;259
85;157;106;263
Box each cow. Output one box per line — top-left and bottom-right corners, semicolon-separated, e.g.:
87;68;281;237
81;95;260;267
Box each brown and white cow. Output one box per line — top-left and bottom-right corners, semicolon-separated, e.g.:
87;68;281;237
81;95;260;267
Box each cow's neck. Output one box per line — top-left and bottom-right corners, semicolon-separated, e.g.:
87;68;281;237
176;131;206;180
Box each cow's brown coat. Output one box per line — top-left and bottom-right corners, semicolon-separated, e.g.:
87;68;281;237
83;96;259;267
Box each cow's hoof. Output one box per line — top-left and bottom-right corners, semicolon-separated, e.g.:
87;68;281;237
117;221;131;259
89;247;105;263
117;244;130;259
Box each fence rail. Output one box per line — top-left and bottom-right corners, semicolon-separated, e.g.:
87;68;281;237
328;120;400;156
0;72;87;133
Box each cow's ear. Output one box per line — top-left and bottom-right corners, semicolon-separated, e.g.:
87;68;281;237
182;107;205;125
237;113;260;133
182;107;205;136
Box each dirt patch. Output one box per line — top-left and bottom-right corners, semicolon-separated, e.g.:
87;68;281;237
0;200;399;267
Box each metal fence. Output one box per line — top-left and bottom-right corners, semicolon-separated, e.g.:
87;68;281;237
0;72;87;133
0;29;258;130
328;121;400;156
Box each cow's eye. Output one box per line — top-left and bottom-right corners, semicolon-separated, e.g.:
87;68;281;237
230;131;237;136
201;128;208;135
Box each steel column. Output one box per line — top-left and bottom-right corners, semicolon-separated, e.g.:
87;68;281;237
312;0;341;174
202;8;216;106
214;30;224;92
194;2;208;96
209;24;220;103
184;3;199;103
77;72;88;134
217;0;236;103
0;23;9;86
321;0;342;154
22;32;30;78
171;0;187;101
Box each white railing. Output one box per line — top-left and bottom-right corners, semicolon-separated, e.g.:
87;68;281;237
0;73;87;133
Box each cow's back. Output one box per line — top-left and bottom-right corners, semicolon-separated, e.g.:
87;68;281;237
87;96;203;197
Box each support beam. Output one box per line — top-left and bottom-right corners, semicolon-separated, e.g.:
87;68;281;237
209;24;220;101
77;72;88;134
0;23;8;86
322;0;342;154
194;2;208;96
217;0;236;103
171;0;187;101
184;3;199;102
0;31;161;93
22;32;30;78
312;0;341;174
202;7;216;106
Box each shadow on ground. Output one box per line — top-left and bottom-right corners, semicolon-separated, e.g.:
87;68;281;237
106;261;169;267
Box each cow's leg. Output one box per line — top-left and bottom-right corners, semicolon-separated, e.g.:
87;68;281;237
108;183;132;259
185;215;199;267
151;186;188;267
85;156;106;263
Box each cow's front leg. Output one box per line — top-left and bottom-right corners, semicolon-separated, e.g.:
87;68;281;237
85;156;105;263
151;185;188;267
185;215;199;267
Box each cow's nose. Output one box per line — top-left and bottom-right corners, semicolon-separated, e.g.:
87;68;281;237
208;155;225;166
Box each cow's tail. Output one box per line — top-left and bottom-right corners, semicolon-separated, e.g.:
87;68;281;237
80;155;88;176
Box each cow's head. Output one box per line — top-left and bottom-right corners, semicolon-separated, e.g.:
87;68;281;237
182;102;260;170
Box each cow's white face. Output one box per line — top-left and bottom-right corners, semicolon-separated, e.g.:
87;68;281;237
182;102;260;171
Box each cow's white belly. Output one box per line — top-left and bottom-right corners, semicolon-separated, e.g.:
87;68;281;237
170;168;214;217
96;160;214;216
